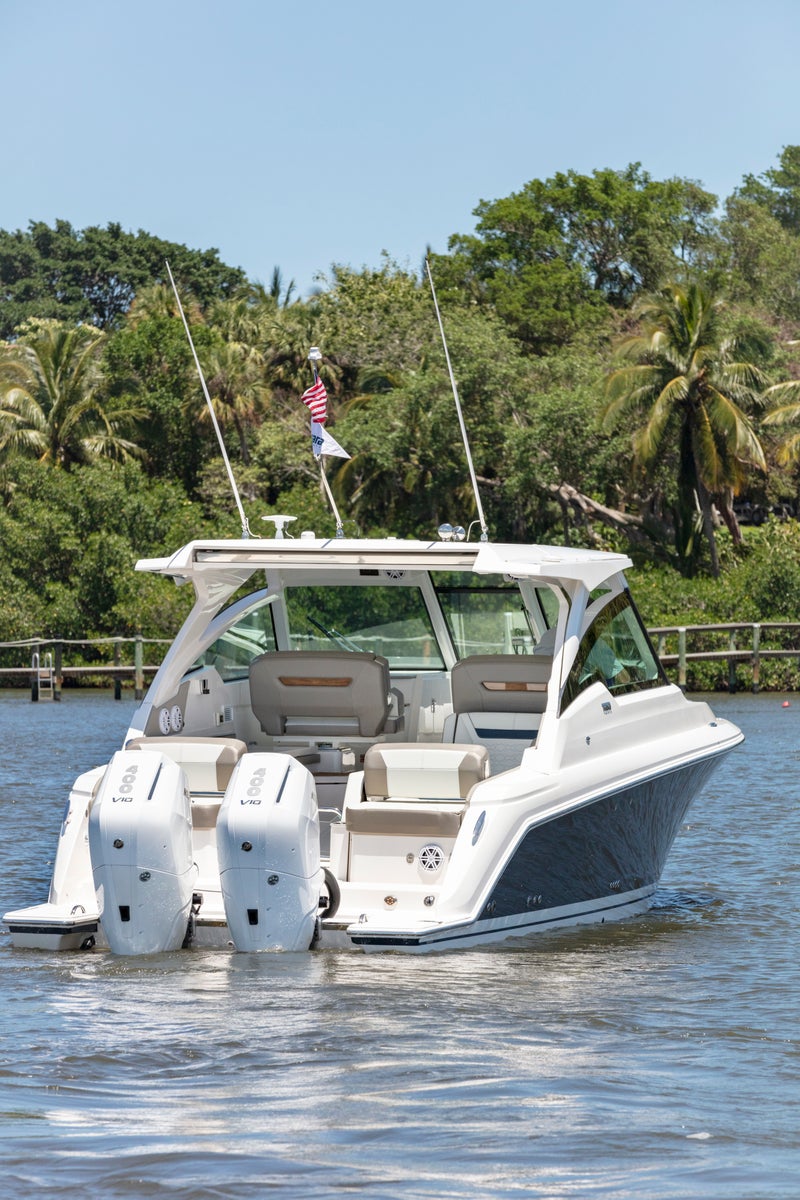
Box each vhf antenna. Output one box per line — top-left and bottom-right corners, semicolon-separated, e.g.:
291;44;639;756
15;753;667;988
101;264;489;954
166;260;251;538
425;258;489;541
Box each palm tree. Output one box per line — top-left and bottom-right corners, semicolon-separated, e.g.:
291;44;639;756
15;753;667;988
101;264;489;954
760;371;800;463
603;282;766;576
207;293;273;347
265;301;342;403
268;266;296;309
197;340;270;465
0;319;143;467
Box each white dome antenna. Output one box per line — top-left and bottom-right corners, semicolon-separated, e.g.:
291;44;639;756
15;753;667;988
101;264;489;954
261;515;297;539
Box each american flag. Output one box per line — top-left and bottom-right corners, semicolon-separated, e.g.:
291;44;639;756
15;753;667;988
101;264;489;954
301;378;328;425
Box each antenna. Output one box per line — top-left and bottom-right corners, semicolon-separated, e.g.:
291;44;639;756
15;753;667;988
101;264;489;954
165;261;252;539
425;259;488;541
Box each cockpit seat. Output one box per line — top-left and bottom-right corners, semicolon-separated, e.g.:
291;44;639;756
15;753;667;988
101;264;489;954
249;650;402;739
442;654;552;773
344;742;489;836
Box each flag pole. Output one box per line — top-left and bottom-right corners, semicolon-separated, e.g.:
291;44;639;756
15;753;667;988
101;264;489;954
166;261;251;538
308;348;345;538
425;259;489;541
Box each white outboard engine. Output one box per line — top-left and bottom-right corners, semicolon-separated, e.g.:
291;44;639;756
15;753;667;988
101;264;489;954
217;753;322;951
88;749;196;955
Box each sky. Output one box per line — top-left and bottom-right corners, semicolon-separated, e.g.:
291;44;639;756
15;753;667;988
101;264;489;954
4;0;800;298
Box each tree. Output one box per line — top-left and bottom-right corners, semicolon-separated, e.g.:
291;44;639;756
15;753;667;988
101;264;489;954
603;283;767;576
737;145;800;234
104;304;211;489
0;220;246;337
720;196;800;319
0;319;143;468
267;266;296;308
197;339;270;465
436;166;719;353
0;458;217;644
761;371;800;465
331;307;531;538
316;260;434;380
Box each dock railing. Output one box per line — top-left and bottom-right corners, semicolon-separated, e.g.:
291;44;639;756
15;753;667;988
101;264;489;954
3;624;800;699
649;622;800;692
0;636;172;700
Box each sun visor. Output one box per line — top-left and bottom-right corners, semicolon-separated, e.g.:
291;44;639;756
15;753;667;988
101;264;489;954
473;543;632;591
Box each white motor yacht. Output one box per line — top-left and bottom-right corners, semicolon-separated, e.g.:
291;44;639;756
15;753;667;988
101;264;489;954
5;527;743;954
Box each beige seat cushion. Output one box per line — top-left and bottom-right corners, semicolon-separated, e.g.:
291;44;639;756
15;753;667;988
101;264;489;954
440;655;553;771
125;736;247;793
362;742;489;801
450;654;552;714
346;802;463;837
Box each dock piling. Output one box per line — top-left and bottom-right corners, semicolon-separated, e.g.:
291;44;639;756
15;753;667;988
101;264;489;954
113;640;122;701
134;634;144;701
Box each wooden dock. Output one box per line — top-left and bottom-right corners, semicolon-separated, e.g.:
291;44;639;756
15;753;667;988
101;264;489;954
650;622;800;691
0;636;170;700
3;623;800;700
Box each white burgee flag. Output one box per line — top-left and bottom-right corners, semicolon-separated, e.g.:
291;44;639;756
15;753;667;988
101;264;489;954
311;421;350;460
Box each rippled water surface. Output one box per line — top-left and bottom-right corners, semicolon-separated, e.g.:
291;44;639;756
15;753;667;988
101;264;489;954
0;690;798;1198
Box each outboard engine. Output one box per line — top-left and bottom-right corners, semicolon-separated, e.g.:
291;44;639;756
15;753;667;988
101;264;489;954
88;749;196;954
217;753;322;951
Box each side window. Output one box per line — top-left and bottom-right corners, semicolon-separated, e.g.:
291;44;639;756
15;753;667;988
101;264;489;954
192;599;277;680
562;591;666;709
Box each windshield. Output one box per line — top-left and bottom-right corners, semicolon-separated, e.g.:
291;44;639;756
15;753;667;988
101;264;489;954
433;572;553;658
284;585;445;669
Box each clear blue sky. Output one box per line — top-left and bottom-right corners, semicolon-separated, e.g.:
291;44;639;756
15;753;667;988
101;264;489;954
4;0;800;297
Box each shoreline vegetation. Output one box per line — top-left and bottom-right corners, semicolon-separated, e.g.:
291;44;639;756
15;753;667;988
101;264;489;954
5;611;800;694
4;149;800;690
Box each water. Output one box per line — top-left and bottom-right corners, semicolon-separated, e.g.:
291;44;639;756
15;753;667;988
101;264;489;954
0;690;797;1199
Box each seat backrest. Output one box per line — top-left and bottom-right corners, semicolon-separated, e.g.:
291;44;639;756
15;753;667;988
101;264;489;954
443;655;553;771
125;736;247;793
249;650;392;738
450;654;552;715
362;742;489;801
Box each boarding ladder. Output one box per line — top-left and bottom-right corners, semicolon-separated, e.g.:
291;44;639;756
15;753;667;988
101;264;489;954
31;650;54;701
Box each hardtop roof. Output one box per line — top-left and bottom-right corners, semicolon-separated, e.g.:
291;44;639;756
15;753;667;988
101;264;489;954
136;536;632;592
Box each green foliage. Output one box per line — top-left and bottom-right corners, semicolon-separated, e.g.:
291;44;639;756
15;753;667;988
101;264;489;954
331;307;531;537
0;319;143;468
0;460;207;643
103;310;212;490
721;196;800;320
4;155;800;669
0;220;246;338
633;520;800;690
604;282;768;575
315;260;435;388
436;165;718;353
737;145;800;234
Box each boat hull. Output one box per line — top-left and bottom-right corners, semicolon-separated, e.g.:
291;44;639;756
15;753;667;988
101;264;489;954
344;753;720;951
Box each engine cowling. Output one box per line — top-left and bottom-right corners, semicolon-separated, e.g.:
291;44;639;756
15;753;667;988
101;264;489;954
217;753;322;951
88;750;196;954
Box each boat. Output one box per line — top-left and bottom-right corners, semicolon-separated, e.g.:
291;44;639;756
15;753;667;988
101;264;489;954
4;523;743;954
4;263;744;954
